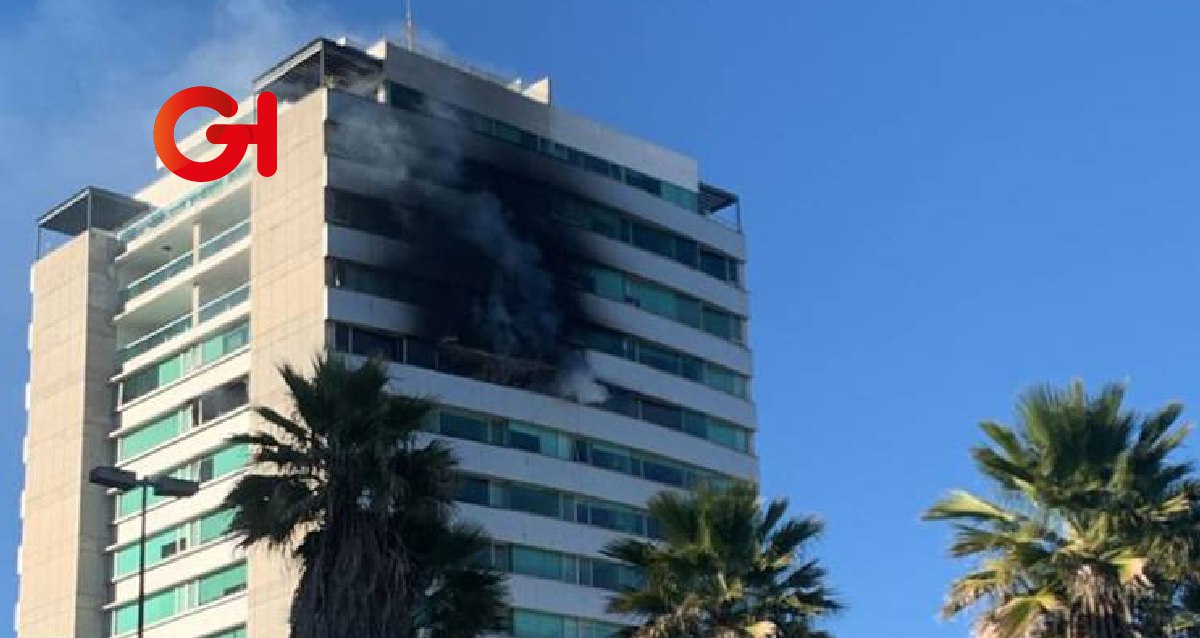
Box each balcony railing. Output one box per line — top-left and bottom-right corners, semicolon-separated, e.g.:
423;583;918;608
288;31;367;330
118;284;250;364
119;220;250;305
199;219;250;260
116;163;251;243
121;252;192;303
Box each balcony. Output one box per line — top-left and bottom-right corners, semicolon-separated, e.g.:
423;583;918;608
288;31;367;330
116;162;251;244
120;220;249;306
117;284;250;364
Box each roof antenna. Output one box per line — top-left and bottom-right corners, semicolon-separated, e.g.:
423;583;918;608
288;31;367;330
404;0;416;51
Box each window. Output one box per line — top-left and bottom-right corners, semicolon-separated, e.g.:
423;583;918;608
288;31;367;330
636;343;680;376
631;224;673;256
120;322;249;403
507;484;561;518
439;411;488;443
457;477;491;506
198;563;247;605
589;443;631;474
117;407;190;460
512;546;564;580
199;509;236;544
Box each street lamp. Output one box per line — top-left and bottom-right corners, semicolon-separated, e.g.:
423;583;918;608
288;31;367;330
89;466;199;638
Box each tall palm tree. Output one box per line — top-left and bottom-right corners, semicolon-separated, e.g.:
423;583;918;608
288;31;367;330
224;354;506;638
604;482;841;638
924;381;1199;638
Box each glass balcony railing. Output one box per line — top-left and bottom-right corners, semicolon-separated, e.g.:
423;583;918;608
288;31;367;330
198;285;250;323
117;284;250;363
119;220;250;306
116;163;252;243
199;219;250;260
121;252;192;303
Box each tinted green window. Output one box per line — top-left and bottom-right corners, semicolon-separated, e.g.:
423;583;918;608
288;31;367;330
637;343;680;375
703;309;739;341
508;421;559;457
586;267;624;301
512;546;563;580
117;487;154;517
631;224;673;257
676;297;705;329
112;602;139;635
507;484;561;518
143;587;180;625
199;509;236;543
439;411;488;443
198;563;247;605
457;477;491;505
114;543;141;578
700;250;733;282
580;328;624;357
589;443;631;474
628;280;674;318
708;419;748;452
211;444;250;478
206;628;247;638
118;407;190;460
513;610;564;638
492;121;524;145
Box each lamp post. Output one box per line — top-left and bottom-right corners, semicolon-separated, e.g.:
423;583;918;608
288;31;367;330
89;466;199;638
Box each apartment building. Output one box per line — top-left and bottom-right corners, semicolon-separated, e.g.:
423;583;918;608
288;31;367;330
19;37;755;638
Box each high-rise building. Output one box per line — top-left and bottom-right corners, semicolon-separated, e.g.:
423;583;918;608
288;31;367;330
19;37;754;638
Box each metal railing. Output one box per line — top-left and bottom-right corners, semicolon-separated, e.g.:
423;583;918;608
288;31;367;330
119;220;250;305
198;220;250;260
116;163;251;243
117;284;250;364
121;252;193;303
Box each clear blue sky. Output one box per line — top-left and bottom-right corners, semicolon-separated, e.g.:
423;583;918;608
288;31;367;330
4;2;1200;637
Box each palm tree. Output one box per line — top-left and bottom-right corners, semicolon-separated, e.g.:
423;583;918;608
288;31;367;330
604;482;841;638
223;354;506;638
924;381;1199;638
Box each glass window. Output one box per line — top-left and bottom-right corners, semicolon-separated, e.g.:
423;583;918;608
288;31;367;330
589;443;631;474
508;484;561;518
627;280;674;318
588;503;642;535
708;420;749;452
199;509;236;543
631;224;673;257
350;328;397;360
457;477;491;506
591;561;621;590
676;297;705;330
404;337;438;369
585;266;624;301
113;603;139;635
580;328;624;358
641;400;683;431
508;421;558;457
674;237;699;266
700;250;733;282
211;445;250;479
439;411;489;443
642;459;686;487
704;365;741;396
637;343;680;376
197;563;247;605
143;587;180;625
513;610;565;638
493;121;524;145
118;408;188;461
624;169;662;196
199;380;248;423
680;356;703;381
113;542;144;578
703;308;740;341
512;546;564;580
